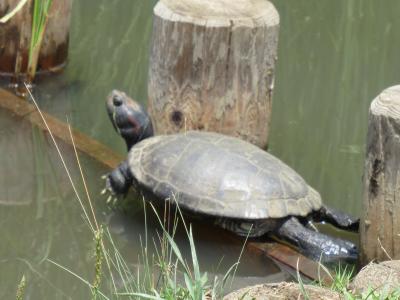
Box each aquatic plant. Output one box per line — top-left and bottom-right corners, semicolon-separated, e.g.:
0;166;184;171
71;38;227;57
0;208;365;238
27;0;54;82
0;0;54;83
15;275;26;300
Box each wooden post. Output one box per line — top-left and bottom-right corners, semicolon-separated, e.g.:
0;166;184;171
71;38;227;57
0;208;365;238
148;0;279;148
0;0;72;76
361;85;400;265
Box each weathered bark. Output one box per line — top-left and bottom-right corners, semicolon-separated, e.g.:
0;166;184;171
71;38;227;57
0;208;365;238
148;0;279;148
0;0;72;76
361;85;400;265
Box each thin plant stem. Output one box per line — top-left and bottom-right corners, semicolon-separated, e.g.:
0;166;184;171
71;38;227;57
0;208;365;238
0;0;29;23
23;82;96;233
47;259;110;300
67;121;99;231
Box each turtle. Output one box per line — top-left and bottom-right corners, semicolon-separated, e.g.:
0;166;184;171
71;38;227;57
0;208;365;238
104;90;359;263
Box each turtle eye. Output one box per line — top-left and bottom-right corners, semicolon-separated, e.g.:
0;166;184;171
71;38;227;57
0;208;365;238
113;95;123;106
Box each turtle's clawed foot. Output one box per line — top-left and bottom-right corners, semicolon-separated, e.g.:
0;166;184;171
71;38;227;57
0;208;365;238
106;194;119;206
100;173;123;207
100;173;117;195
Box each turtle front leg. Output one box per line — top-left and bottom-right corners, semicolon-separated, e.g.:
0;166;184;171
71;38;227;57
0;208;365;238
105;160;133;196
315;205;359;232
275;217;358;264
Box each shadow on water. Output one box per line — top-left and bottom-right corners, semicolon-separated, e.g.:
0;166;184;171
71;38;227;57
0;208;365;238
1;0;400;298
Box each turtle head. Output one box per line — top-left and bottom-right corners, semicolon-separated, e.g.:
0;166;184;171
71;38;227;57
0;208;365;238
106;90;154;150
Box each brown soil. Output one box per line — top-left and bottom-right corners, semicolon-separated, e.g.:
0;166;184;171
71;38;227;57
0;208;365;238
349;260;400;295
223;282;342;300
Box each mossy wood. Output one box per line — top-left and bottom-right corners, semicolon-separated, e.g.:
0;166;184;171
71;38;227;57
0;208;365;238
0;0;72;76
148;0;279;148
361;86;400;264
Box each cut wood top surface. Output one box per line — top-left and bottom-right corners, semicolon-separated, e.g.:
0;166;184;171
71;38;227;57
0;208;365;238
156;0;279;26
371;85;400;119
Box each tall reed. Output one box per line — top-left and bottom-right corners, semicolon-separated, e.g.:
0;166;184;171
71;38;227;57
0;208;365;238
24;83;244;299
27;0;54;83
0;0;54;83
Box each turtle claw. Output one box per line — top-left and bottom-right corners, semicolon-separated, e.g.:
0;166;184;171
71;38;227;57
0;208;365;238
307;221;319;232
101;173;119;206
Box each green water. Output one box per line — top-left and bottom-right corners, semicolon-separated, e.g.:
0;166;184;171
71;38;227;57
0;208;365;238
270;0;400;216
1;0;400;298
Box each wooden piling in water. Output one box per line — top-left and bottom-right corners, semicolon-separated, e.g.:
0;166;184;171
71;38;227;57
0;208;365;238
148;0;279;148
0;0;72;77
360;85;400;265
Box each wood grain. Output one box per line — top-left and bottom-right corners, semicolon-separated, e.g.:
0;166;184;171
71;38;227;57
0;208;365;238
361;85;400;264
148;0;279;148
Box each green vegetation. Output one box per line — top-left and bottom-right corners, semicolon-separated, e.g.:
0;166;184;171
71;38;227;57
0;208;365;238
27;0;54;82
25;84;243;299
0;0;54;82
47;200;242;300
15;275;26;300
303;263;400;300
24;84;400;299
329;264;354;295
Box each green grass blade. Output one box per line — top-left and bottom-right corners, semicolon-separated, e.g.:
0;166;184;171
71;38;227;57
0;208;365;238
117;292;162;299
184;273;195;299
296;258;310;300
188;226;200;280
164;233;186;272
47;259;110;300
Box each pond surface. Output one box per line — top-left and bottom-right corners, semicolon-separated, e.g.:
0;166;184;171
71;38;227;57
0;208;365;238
1;0;400;298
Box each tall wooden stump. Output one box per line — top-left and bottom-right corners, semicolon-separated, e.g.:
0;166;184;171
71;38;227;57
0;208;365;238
361;85;400;265
148;0;279;148
0;0;72;76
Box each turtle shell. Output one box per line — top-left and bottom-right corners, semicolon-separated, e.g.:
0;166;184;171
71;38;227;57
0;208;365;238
128;131;321;220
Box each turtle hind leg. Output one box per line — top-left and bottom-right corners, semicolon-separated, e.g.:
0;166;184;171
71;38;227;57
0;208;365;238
315;205;359;232
275;217;358;264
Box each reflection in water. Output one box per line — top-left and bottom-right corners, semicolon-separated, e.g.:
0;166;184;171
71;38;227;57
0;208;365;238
1;0;400;298
0;114;280;299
